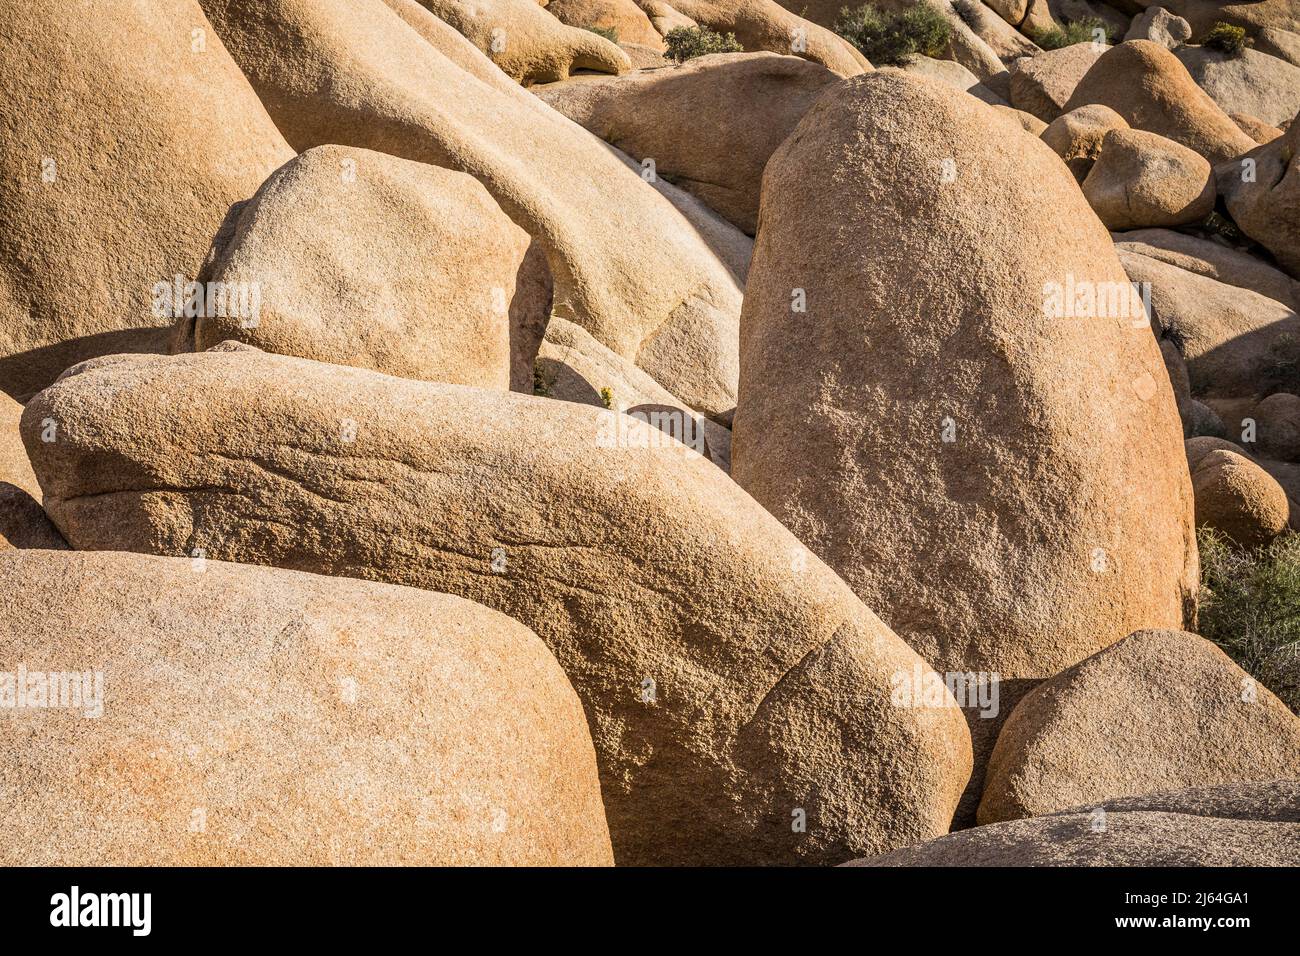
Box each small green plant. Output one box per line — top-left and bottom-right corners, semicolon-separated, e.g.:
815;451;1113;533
835;3;951;66
662;26;743;62
1198;528;1300;714
1203;21;1250;56
533;361;556;398
599;386;614;409
1201;209;1242;244
583;24;619;44
1031;16;1113;50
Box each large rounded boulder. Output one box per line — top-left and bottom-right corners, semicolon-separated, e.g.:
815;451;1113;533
0;549;612;865
732;71;1198;819
0;0;294;400
21;347;973;866
979;630;1300;824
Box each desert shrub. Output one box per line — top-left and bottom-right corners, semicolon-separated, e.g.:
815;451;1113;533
1198;527;1300;714
663;26;743;62
834;3;952;66
1032;17;1112;50
584;24;619;44
599;386;614;409
1203;21;1249;56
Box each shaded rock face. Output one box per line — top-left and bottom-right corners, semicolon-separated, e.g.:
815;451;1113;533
851;780;1300;866
22;348;973;867
979;630;1300;824
413;0;631;83
0;394;66;551
1064;40;1257;165
535;52;838;234
199;0;743;417
1113;228;1300;310
1081;128;1214;229
0;0;294;401
732;71;1197;822
1217;121;1300;280
173;145;547;391
0;550;613;865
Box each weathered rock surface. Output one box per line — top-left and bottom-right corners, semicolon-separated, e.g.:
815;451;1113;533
535;317;732;469
174;145;546;390
0;394;65;550
1114;228;1300;309
1041;103;1130;180
979;630;1300;823
852;780;1300;866
1217;121;1300;280
415;0;632;82
546;0;667;50
1010;42;1106;122
0;549;613;865
1064;40;1257;164
1192;448;1292;546
0;0;294;400
1119;251;1300;428
1174;46;1300;129
536;53;836;233
23;347;973;867
732;71;1197;820
200;0;743;416
642;0;870;75
1082;128;1214;229
1124;6;1192;47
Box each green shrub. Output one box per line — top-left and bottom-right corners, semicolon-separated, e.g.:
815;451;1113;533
1031;17;1112;50
835;3;951;66
1198;527;1300;714
662;26;743;62
583;24;619;44
1203;21;1250;56
599;386;614;409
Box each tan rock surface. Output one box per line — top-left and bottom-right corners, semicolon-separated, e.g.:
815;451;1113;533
1041;103;1130;180
174;146;546;390
1064;40;1257;164
535;52;838;233
1217;121;1300;279
0;0;293;400
1081;128;1214;229
979;630;1300;822
0;549;612;865
732;71;1197;820
23;347;973;866
200;0;743;416
1010;41;1106;122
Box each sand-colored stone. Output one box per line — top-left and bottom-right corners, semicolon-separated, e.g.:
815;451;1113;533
173;146;547;391
415;0;631;82
1124;6;1192;47
543;0;667;49
0;0;294;401
732;71;1197;822
1192;448;1292;546
1253;392;1300;461
1217;121;1300;279
979;630;1300;823
1010;42;1106;122
1064;40;1257;164
1082;128;1214;229
854;780;1300;866
1174;46;1300;128
1113;228;1300;309
0;394;65;550
0;549;612;865
535;52;837;233
200;0;743;416
1041;103;1130;180
645;0;871;75
23;347;973;867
